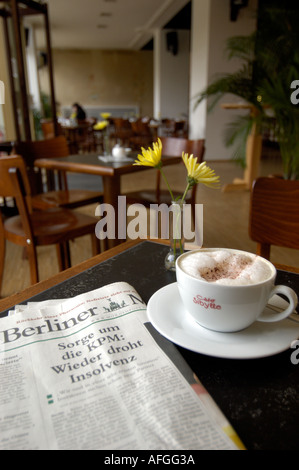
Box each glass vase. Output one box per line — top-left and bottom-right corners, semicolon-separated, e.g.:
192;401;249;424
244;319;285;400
103;132;110;156
165;201;185;271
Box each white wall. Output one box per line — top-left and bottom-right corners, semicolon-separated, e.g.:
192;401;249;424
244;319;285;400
160;29;190;119
154;29;190;120
205;0;258;160
189;0;258;160
189;0;211;139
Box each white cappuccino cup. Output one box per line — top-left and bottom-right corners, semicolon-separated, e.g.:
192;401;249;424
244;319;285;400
176;248;298;333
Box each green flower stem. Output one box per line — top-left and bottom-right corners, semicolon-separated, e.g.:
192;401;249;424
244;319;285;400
159;168;175;201
181;182;192;204
158;168;191;267
173;183;192;258
172;202;184;262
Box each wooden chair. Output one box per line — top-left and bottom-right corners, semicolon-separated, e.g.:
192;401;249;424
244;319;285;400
41;119;55;139
173;120;188;138
0;141;15;155
74;119;98;153
161;119;176;136
249;176;299;272
110;118;133;147
129;118;153;150
41;119;65;140
124;137;205;222
160;119;187;138
0;155;101;291
15;136;103;210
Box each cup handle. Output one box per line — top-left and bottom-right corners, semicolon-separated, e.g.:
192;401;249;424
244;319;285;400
258;285;298;322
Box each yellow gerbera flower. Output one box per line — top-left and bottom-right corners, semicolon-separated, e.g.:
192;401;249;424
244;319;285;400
93;120;108;130
101;112;111;119
133;138;162;168
182;152;220;188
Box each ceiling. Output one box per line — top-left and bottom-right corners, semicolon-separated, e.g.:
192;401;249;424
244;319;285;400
28;0;191;50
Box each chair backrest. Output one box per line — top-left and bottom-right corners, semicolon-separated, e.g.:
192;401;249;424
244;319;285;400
15;136;70;194
15;136;69;167
0;155;33;235
41;120;64;139
41;120;55;139
161;118;176;134
0;141;15;155
112;118;133;141
0;154;31;199
249;177;299;260
113;118;131;130
131;118;152;136
160;137;205;159
156;137;205;201
173;120;187;137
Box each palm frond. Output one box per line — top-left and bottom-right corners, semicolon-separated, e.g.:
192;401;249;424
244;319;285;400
225;33;256;62
194;65;257;112
193;5;299;179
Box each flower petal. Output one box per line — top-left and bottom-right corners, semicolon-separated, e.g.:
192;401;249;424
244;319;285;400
182;153;220;188
133;138;162;168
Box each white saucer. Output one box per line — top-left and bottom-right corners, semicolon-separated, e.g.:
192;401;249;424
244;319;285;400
147;283;299;359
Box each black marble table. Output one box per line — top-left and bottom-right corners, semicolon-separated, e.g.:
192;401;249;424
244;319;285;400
1;240;298;450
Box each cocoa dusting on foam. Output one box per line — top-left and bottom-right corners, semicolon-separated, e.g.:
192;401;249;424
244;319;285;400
180;250;272;286
201;255;250;281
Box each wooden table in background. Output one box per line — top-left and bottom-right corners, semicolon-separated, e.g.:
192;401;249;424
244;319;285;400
34;154;182;248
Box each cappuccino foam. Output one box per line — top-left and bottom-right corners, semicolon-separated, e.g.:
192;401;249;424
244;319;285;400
179;250;273;286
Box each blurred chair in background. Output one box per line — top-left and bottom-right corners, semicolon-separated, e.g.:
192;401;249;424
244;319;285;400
249;176;299;272
0;155;101;292
129;118;153;150
124;136;205;223
110;118;134;147
15;136;103;210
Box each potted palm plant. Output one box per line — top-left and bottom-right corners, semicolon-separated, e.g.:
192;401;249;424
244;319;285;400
194;5;299;180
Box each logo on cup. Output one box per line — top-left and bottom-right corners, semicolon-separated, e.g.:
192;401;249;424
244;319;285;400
193;295;221;310
0;81;4;105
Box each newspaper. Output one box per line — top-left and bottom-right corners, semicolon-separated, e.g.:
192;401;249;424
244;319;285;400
0;282;244;450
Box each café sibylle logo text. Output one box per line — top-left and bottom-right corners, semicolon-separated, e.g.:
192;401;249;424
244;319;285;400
290;80;299;105
193;295;221;310
0;80;4;105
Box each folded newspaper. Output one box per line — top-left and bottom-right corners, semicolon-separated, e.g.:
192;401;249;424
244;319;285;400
0;282;244;450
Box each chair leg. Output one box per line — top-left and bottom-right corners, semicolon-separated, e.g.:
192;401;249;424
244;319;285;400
56;244;64;271
65;242;71;267
56;242;71;271
257;242;271;260
26;244;39;285
91;234;102;256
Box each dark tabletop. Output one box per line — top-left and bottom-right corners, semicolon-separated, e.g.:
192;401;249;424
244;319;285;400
34;153;182;176
1;240;298;450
